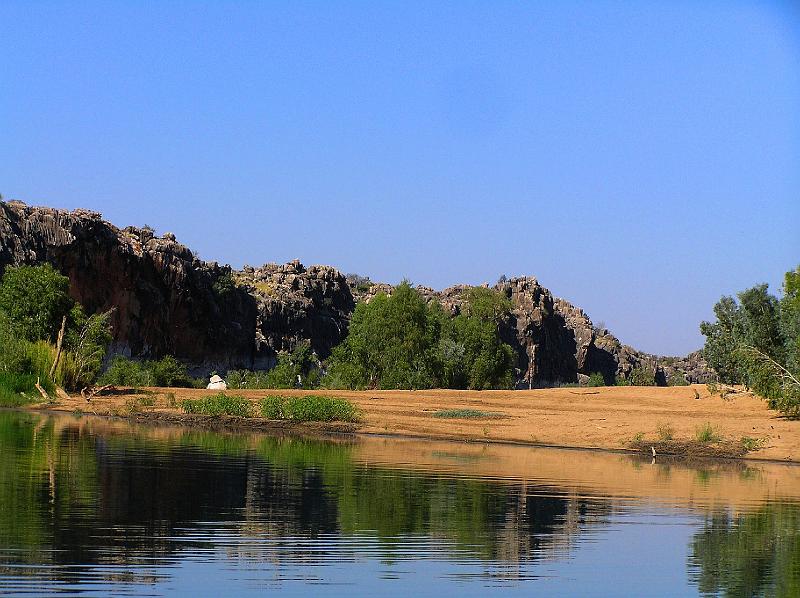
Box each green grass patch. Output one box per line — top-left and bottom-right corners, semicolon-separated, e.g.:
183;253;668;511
180;393;254;417
695;422;722;443
432;408;503;419
740;436;768;452
259;394;360;422
0;371;45;407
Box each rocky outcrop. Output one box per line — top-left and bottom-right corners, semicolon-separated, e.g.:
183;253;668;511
349;276;716;387
1;201;715;384
0;201;352;373
235;260;353;369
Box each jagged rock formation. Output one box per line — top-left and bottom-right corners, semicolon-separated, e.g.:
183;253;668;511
350;276;715;387
0;201;350;373
1;201;714;383
235;260;353;368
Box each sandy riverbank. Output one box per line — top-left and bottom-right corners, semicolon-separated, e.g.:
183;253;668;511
26;384;800;463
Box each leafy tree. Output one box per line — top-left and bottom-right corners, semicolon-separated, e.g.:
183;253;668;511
260;342;320;389
0;264;73;342
701;267;800;416
441;288;515;390
627;364;658;386
701;284;784;385
325;282;515;390
781;266;800;375
325;282;442;389
62;306;114;389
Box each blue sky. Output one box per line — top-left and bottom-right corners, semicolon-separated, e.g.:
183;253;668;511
1;1;798;355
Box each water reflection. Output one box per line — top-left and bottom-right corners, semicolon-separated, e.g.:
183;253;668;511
689;503;800;597
0;409;798;596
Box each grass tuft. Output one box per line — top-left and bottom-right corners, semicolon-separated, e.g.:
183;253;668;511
432;408;503;419
181;393;254;418
695;422;722;443
656;422;674;441
259;395;360;422
740;436;768;452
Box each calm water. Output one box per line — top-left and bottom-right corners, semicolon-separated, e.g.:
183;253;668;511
0;410;799;597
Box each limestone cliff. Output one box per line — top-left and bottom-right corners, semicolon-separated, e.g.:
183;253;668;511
0;201;713;384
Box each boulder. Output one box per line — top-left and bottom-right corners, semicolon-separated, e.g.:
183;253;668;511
207;375;227;390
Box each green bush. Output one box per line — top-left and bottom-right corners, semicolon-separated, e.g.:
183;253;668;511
0;372;43;406
627;365;658;386
0;264;73;342
100;355;198;388
695;422;721;443
325;282;515;390
667;371;690;386
181;393;253;417
259;394;360;422
100;356;154;387
587;372;606;387
0;266;112;392
227;342;321;390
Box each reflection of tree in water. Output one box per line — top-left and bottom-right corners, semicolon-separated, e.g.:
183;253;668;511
688;502;800;597
0;411;610;587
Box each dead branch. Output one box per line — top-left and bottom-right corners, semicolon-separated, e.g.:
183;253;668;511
35;377;52;402
49;315;67;381
81;384;113;402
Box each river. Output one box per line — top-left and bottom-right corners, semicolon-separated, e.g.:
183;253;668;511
0;409;798;596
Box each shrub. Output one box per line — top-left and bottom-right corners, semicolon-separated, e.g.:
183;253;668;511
656;422;674;441
587;372;606;387
695;422;721;443
100;355;198;388
627;365;658;386
0;372;43;406
259;394;360;422
667;371;690;386
181;393;253;417
0;264;73;342
227;342;321;390
100;356;154;387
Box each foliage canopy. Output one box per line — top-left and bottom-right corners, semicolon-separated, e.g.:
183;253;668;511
324;282;516;390
701;265;800;416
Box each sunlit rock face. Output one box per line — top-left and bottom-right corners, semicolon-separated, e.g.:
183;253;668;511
0;200;713;384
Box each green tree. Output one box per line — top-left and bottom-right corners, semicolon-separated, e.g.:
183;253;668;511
441;288;515;390
0;264;74;342
701;284;784;385
325;282;515;390
262;341;320;388
701;268;800;416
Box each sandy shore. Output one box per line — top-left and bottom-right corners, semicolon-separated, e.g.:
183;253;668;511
27;384;800;463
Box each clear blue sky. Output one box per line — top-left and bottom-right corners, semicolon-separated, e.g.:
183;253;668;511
1;1;798;356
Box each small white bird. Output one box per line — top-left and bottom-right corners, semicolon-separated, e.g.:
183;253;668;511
651;446;657;457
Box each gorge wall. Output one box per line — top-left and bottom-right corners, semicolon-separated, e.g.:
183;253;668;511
0;201;713;384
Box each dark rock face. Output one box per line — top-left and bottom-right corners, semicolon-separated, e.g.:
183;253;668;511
0;202;352;373
1;201;714;384
0;201;258;371
235;261;354;369
349;276;716;387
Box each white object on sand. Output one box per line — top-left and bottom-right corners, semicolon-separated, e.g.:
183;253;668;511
207;374;227;390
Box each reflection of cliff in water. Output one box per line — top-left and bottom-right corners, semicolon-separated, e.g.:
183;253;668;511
688;501;800;598
0;410;610;578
